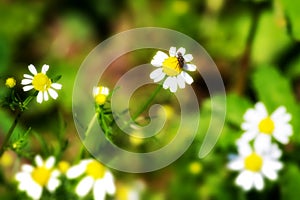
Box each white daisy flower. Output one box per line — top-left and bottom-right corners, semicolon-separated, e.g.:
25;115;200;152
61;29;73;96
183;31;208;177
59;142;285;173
150;46;196;93
227;141;283;191
93;86;110;105
21;64;62;104
66;159;116;200
15;155;61;200
241;102;292;147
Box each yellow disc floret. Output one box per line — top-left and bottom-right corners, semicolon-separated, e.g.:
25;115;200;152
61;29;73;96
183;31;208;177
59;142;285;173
86;160;105;179
5;77;16;88
162;57;182;76
244;153;263;172
31;166;52;186
258;117;275;134
32;73;52;91
95;94;107;105
58;161;70;174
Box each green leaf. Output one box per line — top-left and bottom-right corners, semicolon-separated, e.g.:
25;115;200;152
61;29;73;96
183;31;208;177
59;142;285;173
280;164;300;200
226;93;252;127
280;0;300;40
252;66;300;141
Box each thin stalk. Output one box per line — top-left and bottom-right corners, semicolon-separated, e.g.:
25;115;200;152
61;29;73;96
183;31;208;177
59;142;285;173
132;84;163;121
0;111;22;156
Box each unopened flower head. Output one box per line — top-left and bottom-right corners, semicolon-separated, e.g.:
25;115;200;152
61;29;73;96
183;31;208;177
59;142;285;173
66;159;116;200
21;64;62;104
15;155;61;200
93;86;110;105
241;102;292;147
5;77;16;88
150;46;196;93
227;141;283;191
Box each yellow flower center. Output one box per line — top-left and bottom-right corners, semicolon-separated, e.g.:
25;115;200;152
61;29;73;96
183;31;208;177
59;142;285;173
162;57;182;76
32;73;52;91
31;166;52;186
86;160;105;179
5;77;16;88
258;117;275;134
95;94;107;105
58;161;70;174
244;153;263;172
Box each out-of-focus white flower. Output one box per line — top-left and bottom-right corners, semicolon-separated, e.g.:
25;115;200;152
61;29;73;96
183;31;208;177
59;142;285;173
150;46;196;93
93;86;110;105
21;64;62;103
66;159;115;200
15;155;61;200
241;102;292;147
227;141;283;191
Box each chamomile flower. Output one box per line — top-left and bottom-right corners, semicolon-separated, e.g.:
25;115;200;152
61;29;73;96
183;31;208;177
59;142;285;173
241;102;292;147
150;46;196;93
227;141;283;191
15;155;61;200
5;77;16;88
66;159;116;200
21;64;62;104
93;86;110;105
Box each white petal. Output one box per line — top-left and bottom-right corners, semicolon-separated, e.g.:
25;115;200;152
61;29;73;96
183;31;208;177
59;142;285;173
42;64;49;74
28;64;37;75
21;79;32;85
51;83;62;90
163;77;172;89
48;88;58;99
67;162;87;179
45;156;55;168
184;63;197;71
154;72;166;82
27;182;43;200
240;130;257;141
76;176;94;197
262;167;278;180
253;134;272;153
35;155;44;166
22;164;34;172
236;171;254;191
37;92;43;103
169;47;176;57
93;87;100;96
151;51;168;67
177;75;185;89
255;102;268;117
15;172;31;182
47;177;60;192
23;74;33;79
183;54;193;62
177;47;186;55
253;173;264;190
150;68;163;79
44;91;49;102
182;71;193;84
23;85;34;92
227;159;244;171
104;172;116;194
93;180;106;200
273;131;289;144
271;106;291;122
169;77;178;93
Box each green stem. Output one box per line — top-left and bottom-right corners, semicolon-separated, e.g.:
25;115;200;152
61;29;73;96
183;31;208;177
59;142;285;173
132;84;163;121
0;93;36;157
0;111;22;156
85;113;98;137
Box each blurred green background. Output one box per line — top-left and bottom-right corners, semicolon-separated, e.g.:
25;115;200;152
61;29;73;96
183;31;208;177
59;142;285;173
1;0;300;199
